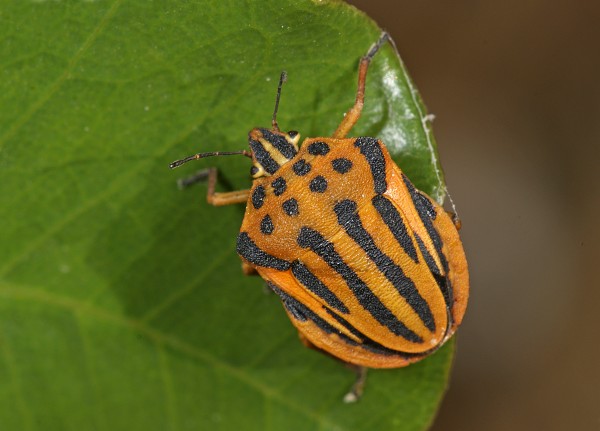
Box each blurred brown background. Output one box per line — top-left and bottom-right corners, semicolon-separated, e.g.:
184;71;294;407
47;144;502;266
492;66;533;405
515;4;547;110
346;1;600;430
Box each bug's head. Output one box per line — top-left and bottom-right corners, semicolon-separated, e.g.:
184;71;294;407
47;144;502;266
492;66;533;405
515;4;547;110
246;71;300;178
247;127;300;178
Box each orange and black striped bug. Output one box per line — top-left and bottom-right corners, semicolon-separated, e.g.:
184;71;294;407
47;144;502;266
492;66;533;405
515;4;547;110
170;32;469;402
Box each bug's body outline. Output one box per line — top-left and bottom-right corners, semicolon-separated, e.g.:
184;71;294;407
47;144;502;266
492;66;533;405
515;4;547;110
236;135;468;368
170;32;469;399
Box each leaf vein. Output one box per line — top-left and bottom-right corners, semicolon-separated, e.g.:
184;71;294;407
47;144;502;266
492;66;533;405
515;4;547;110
0;0;125;153
0;329;34;430
139;246;233;324
0;283;332;428
157;342;179;431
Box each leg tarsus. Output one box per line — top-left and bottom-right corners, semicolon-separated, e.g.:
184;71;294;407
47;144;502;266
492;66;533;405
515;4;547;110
367;32;393;59
446;211;462;230
343;365;368;403
296;332;369;402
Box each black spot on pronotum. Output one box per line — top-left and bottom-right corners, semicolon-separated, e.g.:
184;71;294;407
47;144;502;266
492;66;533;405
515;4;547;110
271;177;287;196
291;260;348;313
334;199;436;333
252;185;266;209
372;195;419;263
307;141;330;156
236;232;290;270
260;214;274;235
309;176;328;193
282;198;299;216
296;226;423;343
332;158;353;174
354;137;387;194
292;159;311;176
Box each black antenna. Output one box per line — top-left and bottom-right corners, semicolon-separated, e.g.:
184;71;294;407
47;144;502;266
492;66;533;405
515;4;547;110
169;150;251;169
272;71;287;131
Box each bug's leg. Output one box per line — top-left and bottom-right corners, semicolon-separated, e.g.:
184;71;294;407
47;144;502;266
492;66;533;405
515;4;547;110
445;211;462;230
296;332;369;402
333;32;392;138
178;167;250;206
204;167;251;206
242;261;259;276
343;365;368;403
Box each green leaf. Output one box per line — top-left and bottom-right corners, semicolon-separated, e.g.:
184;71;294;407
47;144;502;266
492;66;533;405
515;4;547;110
0;1;452;430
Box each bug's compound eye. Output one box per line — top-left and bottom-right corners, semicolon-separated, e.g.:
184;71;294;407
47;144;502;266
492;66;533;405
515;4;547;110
287;130;298;138
251;164;265;178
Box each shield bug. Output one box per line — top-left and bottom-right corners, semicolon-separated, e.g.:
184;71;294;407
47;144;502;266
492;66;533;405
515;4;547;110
170;32;469;401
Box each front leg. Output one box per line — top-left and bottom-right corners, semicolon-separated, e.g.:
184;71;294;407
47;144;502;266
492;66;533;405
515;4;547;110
178;167;250;206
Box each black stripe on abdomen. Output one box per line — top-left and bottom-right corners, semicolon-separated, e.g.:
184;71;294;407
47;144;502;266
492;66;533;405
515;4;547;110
297;226;423;343
354;137;387;194
402;176;450;272
267;282;417;358
402;175;453;309
334;199;435;333
291;260;349;314
323;308;427;357
372;195;419;263
415;233;454;309
236;232;290;270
